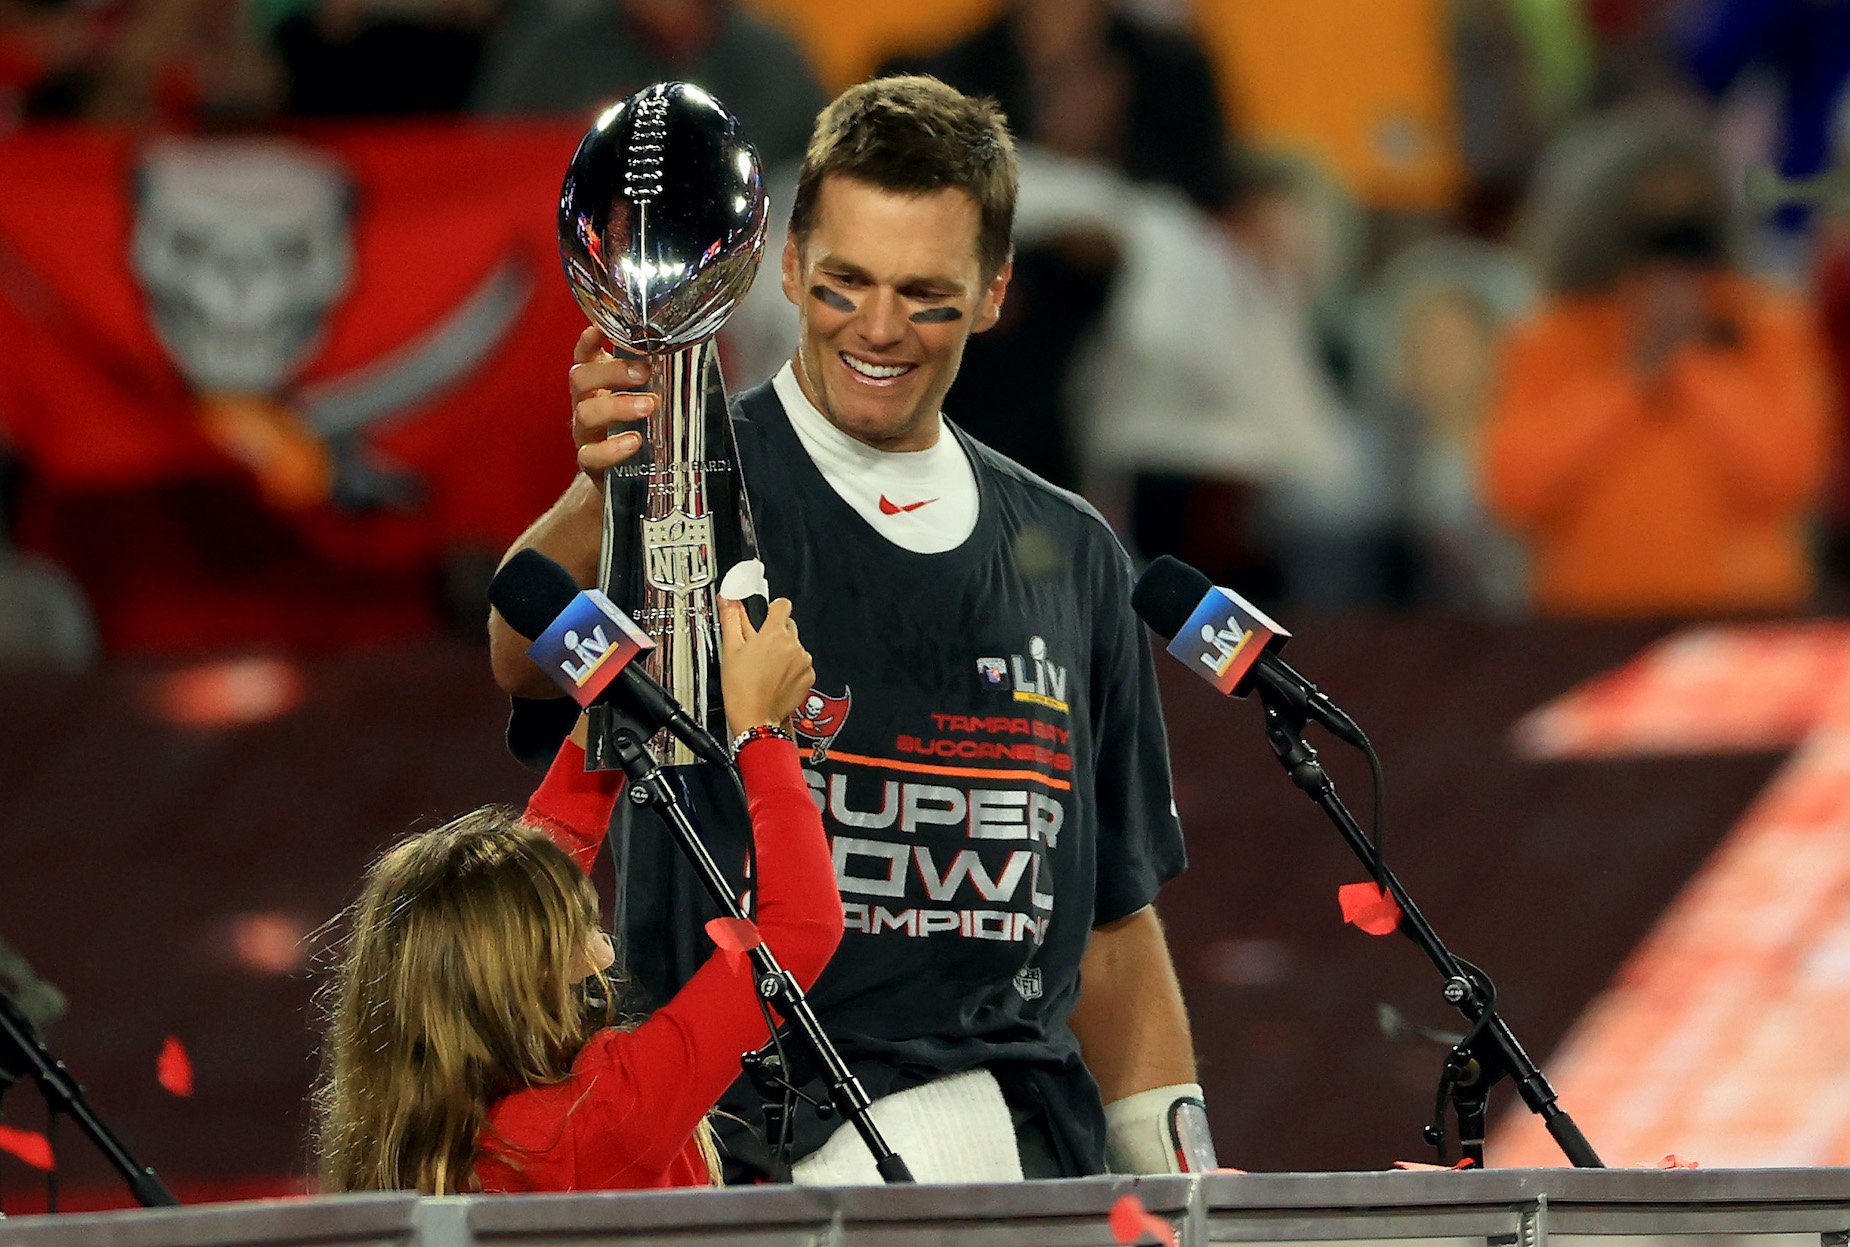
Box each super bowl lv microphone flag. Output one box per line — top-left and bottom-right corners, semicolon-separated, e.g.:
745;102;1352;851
1130;555;1366;749
488;548;731;769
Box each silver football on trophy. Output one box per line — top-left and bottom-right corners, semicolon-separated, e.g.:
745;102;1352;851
559;81;769;352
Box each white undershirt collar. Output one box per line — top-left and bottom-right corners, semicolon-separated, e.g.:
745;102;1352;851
771;361;979;555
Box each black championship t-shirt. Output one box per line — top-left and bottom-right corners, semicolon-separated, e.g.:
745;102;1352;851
608;379;1186;1178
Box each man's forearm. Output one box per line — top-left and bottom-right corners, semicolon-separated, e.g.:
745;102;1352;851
489;473;605;697
1068;905;1197;1102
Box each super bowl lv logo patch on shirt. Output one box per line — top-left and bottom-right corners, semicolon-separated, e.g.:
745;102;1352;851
975;635;1069;713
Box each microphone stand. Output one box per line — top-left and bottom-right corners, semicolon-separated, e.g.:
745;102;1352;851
0;988;176;1207
1253;679;1603;1169
603;718;915;1183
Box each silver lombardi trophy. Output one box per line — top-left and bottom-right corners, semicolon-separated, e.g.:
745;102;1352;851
558;82;769;766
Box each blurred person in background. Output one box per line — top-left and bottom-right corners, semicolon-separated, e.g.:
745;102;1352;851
0;0;103;122
873;0;1234;496
98;0;280;121
1353;236;1537;613
886;0;1233;213
1137;150;1378;608
883;1;1377;606
267;0;495;115
1217;151;1362;355
0;0;278;123
1671;0;1850;281
1677;0;1850;231
1581;0;1689;104
472;0;823;165
1035;147;1377;607
1450;0;1546;236
1484;101;1833;617
1504;0;1599;132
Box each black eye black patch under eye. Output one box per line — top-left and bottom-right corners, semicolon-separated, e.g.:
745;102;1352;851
908;307;964;323
810;285;857;313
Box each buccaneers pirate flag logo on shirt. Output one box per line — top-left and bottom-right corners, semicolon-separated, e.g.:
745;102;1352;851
792;686;852;764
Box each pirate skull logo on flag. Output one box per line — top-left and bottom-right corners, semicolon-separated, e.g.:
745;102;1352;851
792;686;851;764
128;137;532;512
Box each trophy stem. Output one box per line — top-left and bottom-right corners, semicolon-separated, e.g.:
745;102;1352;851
593;339;727;768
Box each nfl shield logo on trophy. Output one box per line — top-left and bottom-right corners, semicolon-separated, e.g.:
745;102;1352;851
642;509;715;593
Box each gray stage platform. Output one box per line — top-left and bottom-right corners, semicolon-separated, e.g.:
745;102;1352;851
3;1169;1849;1247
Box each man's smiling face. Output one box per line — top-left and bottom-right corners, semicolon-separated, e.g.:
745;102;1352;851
782;174;1011;452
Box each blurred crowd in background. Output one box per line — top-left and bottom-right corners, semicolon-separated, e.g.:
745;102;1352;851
3;0;1850;670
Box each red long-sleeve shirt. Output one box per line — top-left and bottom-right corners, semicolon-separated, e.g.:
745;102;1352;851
473;736;841;1191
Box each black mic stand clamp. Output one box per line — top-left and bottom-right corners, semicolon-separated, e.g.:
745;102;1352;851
1252;680;1603;1171
1423;1035;1494;1167
0;988;176;1208
604;720;915;1184
739;1048;793;1181
740;1045;838;1182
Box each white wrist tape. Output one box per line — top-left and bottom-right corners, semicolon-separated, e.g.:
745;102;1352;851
1103;1082;1219;1174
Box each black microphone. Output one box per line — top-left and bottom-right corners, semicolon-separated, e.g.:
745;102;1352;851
489;549;733;769
1131;555;1367;748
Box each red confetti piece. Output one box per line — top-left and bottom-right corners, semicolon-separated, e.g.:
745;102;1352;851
1108;1194;1177;1247
705;916;762;951
705;917;763;970
157;1035;194;1097
0;1125;54;1171
1391;1158;1477;1171
1338;882;1403;936
1656;1153;1700;1169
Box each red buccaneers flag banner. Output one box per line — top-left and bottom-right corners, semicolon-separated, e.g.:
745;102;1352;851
0;122;590;651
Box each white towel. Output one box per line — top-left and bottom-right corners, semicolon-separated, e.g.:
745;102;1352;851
788;1067;1023;1185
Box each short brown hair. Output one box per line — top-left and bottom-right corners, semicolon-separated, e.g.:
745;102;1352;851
790;75;1017;278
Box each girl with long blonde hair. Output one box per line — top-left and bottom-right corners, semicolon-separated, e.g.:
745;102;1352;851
315;597;838;1193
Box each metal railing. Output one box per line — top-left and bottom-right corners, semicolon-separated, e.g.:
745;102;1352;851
5;1168;1850;1247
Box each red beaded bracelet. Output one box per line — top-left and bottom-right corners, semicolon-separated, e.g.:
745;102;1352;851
730;723;795;756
